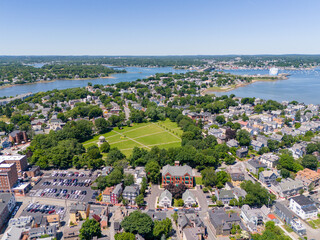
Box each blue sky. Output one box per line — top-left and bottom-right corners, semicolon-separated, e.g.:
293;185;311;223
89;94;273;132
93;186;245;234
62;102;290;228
0;0;319;55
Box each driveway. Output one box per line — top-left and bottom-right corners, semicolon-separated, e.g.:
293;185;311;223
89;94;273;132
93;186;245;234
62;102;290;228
146;184;163;210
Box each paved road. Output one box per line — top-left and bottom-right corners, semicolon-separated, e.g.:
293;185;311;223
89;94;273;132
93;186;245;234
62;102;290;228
123;105;130;120
146;184;163;210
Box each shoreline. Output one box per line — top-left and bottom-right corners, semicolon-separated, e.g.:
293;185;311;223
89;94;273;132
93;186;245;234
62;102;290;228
201;74;289;95
0;75;115;90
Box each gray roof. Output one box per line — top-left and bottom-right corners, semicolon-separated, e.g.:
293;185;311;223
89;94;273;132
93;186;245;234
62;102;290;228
112;183;122;195
162;164;192;177
123;185;139;194
0;193;14;214
182;190;196;201
291;195;316;207
159;190;172;202
275;201;295;220
278;178;304;191
247;159;267;169
218;190;234;199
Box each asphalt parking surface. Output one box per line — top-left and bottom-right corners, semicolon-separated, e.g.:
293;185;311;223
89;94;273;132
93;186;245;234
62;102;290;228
20;202;66;220
28;170;99;202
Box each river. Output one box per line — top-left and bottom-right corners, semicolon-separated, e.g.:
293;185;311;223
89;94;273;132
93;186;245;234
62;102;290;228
215;69;320;104
0;66;188;98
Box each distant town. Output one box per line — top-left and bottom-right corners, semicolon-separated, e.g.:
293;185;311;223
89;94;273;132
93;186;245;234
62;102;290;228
0;58;319;240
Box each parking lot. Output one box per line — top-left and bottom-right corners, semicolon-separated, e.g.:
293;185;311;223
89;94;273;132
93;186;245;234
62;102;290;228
20;202;66;220
29;170;99;202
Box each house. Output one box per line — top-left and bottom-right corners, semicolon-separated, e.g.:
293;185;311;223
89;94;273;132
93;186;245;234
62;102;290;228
101;166;113;176
259;170;279;185
289;143;306;159
208;209;241;236
236;148;248;158
122;185;140;205
183;227;204;240
295;168;320;188
8;130;27;144
240;205;270;232
251;140;264;151
0;193;16;230
177;210;206;237
215;189;235;205
158;190;172;208
134;167;147;186
46;214;60;227
274;201;306;236
110;183;122;204
29;225;57;239
246;160;267;175
63;223;82;240
146;210;167;222
272;178;304;198
182;190;197;207
226;164;245;181
259;153;279;168
289;195;318;219
226;139;239;148
102;187;114;203
69;202;90;224
162;162;194;188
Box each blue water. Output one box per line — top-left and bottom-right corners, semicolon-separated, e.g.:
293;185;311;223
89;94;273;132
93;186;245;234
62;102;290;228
215;69;320;104
0;66;188;98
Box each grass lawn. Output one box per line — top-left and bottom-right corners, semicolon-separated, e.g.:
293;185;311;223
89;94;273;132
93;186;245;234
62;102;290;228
83;119;182;157
308;218;320;229
195;176;203;185
283;224;293;233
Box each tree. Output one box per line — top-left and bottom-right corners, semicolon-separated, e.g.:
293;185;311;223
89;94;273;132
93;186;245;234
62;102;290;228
145;160;160;183
106;148;126;165
240;181;276;208
175;199;184;207
115;232;135;240
124;174;134;187
79;219;101;240
86;145;102;160
165;183;187;199
153;218;172;239
121;211;154;237
278;154;303;172
135;194;145;207
267;140;279;152
95;118;110;133
201;168;230;188
211;195;217;202
302;155;318;170
236;130;251;146
140;177;147;195
216;115;225;125
100;142;110;153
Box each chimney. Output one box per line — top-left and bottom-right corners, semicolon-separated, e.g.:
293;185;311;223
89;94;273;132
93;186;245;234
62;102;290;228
175;161;180;166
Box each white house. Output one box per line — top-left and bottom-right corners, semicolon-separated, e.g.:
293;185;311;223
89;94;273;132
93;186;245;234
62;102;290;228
159;190;172;208
182;190;197;207
289;195;318;219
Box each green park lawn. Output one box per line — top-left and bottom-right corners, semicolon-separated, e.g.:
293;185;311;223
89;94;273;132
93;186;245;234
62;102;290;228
308;218;320;229
83;119;182;157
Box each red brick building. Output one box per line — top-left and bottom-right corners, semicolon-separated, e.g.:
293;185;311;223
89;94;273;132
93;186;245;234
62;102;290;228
8;131;27;144
0;163;18;191
162;162;194;188
0;155;28;177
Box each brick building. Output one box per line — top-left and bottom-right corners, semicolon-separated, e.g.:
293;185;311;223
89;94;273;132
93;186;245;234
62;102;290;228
0;163;18;191
8;131;27;144
162;162;194;188
0;155;28;176
110;183;122;204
